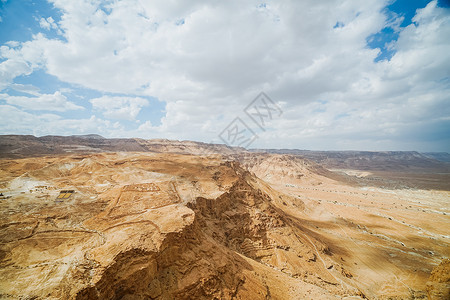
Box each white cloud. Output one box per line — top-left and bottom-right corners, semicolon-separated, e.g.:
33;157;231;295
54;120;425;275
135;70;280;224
10;83;41;96
0;35;46;90
1;91;84;111
39;17;56;30
39;18;51;30
0;59;33;90
0;104;115;137
0;0;448;150
5;41;20;48
90;96;149;121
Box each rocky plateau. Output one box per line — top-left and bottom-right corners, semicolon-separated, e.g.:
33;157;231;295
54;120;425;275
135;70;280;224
0;135;449;299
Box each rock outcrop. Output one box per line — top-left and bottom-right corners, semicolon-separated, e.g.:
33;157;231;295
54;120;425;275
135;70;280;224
1;150;448;299
426;259;450;300
0;153;358;299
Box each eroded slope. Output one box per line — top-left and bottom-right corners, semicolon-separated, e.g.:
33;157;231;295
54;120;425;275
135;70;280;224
1;152;448;299
0;153;359;299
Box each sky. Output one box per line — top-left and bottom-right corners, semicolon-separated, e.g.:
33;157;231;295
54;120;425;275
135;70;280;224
0;0;449;151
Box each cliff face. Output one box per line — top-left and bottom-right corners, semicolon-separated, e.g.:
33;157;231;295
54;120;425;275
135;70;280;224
0;153;359;299
426;259;450;300
1;150;448;299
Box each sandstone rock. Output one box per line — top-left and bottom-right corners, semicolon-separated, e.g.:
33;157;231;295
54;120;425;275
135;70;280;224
426;259;450;300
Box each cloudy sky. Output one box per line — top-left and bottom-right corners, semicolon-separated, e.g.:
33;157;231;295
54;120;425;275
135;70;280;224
0;0;449;151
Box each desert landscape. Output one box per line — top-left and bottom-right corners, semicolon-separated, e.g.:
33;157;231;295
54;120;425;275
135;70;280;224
0;135;448;299
2;0;449;299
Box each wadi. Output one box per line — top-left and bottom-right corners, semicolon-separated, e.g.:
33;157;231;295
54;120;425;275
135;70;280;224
0;135;448;299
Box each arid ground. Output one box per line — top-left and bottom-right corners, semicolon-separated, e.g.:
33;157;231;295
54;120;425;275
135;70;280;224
0;136;449;299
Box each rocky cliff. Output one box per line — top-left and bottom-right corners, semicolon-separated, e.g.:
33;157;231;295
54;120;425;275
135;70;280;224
0;153;362;299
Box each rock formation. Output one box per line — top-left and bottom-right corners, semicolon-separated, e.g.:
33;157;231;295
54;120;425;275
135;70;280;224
0;139;448;299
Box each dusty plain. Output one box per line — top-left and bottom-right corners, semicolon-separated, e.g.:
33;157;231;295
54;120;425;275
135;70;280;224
0;138;449;299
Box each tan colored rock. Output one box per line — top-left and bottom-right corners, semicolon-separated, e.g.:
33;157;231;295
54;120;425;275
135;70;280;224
427;259;450;300
0;151;448;299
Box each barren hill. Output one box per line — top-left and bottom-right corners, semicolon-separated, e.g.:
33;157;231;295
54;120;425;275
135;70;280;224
2;134;448;190
0;136;449;299
250;149;450;172
250;149;450;190
0;135;244;159
0;152;363;299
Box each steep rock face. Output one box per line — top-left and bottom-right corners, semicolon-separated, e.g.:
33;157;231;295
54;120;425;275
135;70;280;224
426;259;450;300
74;221;250;300
73;162;357;299
4;151;444;299
187;165;358;297
0;153;354;299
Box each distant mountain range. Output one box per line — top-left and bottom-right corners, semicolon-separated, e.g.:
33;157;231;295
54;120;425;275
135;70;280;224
1;134;449;175
250;149;450;173
422;152;450;163
0;134;244;158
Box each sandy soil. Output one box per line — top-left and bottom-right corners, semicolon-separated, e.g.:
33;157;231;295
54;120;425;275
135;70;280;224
0;152;448;299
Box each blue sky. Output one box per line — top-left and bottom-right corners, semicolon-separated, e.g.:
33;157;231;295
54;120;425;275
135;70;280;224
0;0;449;151
368;0;429;61
0;0;166;131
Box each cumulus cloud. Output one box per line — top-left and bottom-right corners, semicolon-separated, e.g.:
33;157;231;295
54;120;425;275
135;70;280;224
1;91;84;111
0;104;116;137
0;35;46;90
0;0;448;150
90;96;149;121
39;16;59;31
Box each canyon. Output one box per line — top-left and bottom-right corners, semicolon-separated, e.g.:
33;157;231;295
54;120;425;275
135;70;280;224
0;135;449;299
